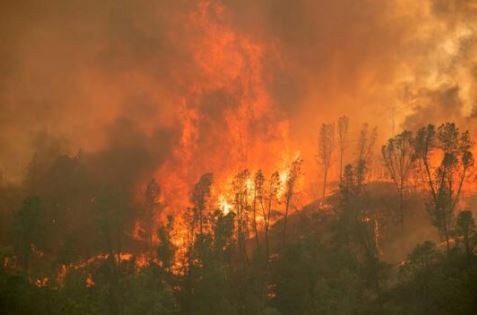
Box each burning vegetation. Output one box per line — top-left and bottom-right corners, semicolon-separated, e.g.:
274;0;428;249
1;0;477;314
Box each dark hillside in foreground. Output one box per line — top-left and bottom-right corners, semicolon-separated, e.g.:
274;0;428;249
267;182;441;263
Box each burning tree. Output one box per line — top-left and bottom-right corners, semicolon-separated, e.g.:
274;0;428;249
190;173;214;238
414;123;474;252
381;130;415;227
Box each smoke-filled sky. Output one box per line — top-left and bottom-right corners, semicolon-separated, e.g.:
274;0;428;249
1;0;476;204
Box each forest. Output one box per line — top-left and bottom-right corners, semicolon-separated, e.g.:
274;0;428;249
1;119;476;315
2;0;477;314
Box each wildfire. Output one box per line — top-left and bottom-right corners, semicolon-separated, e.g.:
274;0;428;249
154;0;292;224
218;194;233;215
278;170;289;198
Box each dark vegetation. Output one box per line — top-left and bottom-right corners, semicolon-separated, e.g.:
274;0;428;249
1;121;477;315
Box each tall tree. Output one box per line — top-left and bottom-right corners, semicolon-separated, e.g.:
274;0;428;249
336;162;384;312
232;169;251;265
318;123;335;203
191;173;213;237
356;124;377;188
95;189;129;315
263;171;280;263
253;170;265;250
144;178;160;252
184;173;213;314
14;196;44;273
414;123;474;252
337;115;349;182
282;157;303;245
382;130;415;227
157;214;176;273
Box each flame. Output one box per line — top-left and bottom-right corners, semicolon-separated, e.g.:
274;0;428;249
218;194;233;215
85;273;95;287
278;170;289;198
154;0;292;222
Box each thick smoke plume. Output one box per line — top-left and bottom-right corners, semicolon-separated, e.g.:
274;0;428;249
1;0;477;212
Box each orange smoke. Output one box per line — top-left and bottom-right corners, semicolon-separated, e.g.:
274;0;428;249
154;1;300;219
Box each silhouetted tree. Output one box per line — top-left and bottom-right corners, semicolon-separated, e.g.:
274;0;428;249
14;196;45;273
253;170;265;250
157;215;176;273
356;123;377;188
337;115;349;182
282;157;302;245
318;123;335;203
382;130;415;227
144;178;160;252
263;171;280;263
191;173;213;237
232;169;251;265
415;123;474;252
94;189;129;315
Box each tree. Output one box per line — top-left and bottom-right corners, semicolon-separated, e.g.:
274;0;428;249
190;173;213;237
144;178;160;252
337;115;349;182
157;215;176;273
356;124;377;188
381;130;415;227
455;210;475;259
94;189;129;315
414;123;474;252
318;123;335;203
184;173;214;314
336;142;385;313
14;196;45;273
95;189;128;261
282;157;303;245
211;210;235;263
253;170;265;250
263;171;280;263
232;169;251;264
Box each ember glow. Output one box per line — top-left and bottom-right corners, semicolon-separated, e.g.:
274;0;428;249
1;1;477;314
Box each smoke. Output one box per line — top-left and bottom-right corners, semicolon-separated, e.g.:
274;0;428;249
1;0;476;206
